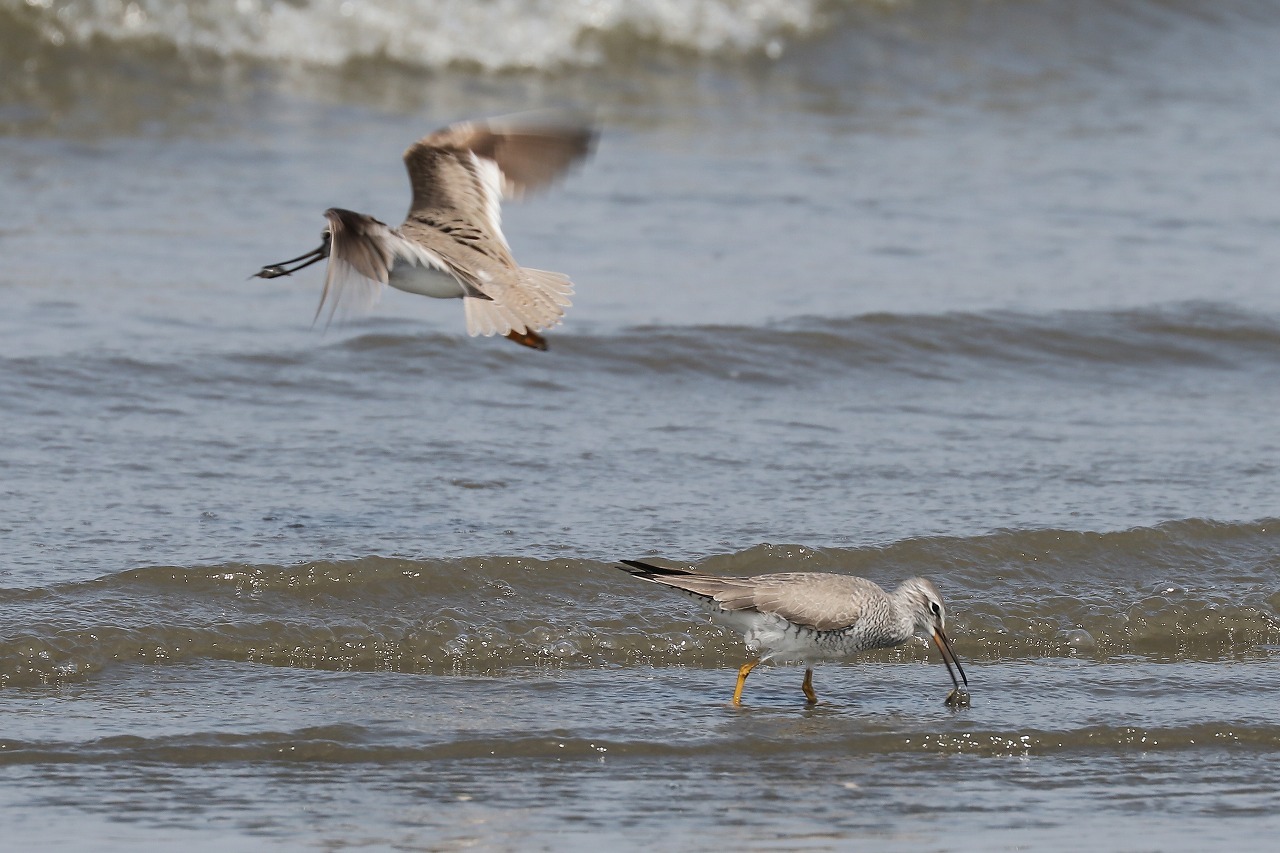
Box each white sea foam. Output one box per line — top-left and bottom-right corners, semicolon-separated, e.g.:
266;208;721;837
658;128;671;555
8;0;849;70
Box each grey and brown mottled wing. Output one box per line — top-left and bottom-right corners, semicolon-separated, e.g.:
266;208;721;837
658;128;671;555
400;144;506;246
619;561;877;632
405;113;596;213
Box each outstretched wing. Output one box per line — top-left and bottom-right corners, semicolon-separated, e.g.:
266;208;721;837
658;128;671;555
404;111;596;211
315;207;453;324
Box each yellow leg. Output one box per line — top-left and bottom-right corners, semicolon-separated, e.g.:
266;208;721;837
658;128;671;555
801;668;817;704
732;659;761;705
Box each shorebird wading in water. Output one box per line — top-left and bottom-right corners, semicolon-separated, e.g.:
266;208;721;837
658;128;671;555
619;560;970;706
255;112;596;350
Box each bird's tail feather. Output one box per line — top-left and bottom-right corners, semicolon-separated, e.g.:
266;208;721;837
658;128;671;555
463;267;573;337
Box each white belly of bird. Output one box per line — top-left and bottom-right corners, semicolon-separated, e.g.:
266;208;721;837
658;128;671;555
711;609;866;664
388;263;467;299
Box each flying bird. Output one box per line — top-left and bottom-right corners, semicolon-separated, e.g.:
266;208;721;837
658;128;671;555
255;112;596;350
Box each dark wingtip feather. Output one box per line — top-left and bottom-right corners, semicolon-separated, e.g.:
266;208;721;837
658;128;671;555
618;559;694;579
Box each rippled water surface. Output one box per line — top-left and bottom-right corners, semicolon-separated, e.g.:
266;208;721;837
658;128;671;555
2;0;1280;849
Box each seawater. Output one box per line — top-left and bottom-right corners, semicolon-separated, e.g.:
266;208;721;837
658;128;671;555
1;0;1279;849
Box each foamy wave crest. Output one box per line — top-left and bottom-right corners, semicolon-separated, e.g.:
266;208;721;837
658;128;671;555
7;0;838;70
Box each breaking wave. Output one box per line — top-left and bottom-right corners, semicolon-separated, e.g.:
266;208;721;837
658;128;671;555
3;518;1276;687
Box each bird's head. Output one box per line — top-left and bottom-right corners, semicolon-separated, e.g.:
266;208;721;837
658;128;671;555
899;576;969;696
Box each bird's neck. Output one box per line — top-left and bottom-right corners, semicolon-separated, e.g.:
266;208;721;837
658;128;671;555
887;586;922;643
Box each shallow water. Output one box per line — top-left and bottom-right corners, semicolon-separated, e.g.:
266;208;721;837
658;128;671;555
2;0;1280;849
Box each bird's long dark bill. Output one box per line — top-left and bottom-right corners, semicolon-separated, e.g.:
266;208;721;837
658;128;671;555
254;244;327;279
932;628;969;690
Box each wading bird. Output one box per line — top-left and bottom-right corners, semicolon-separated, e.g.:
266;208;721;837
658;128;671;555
619;559;969;706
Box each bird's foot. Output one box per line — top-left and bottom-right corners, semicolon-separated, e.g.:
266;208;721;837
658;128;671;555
801;668;818;705
944;688;971;708
505;329;548;350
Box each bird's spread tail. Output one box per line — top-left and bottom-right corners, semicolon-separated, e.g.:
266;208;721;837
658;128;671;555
463;267;573;338
515;267;574;327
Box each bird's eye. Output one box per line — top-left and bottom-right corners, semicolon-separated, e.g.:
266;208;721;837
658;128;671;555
929;601;942;615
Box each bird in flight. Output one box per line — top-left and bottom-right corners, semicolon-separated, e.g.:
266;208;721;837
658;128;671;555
255;112;596;350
